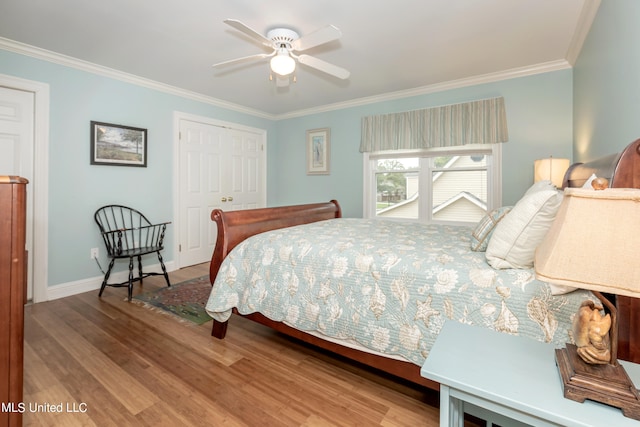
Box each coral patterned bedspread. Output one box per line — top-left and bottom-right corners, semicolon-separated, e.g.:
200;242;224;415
205;218;594;366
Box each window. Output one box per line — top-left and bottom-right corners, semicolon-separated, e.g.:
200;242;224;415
363;144;501;225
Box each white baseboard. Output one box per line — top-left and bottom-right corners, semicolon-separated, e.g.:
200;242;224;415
45;261;176;301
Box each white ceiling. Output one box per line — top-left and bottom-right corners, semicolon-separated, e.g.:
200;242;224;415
0;0;598;118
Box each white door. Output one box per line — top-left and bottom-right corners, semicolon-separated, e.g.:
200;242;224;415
0;86;34;299
227;128;263;211
178;118;265;268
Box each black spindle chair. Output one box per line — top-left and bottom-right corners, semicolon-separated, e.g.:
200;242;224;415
94;205;171;300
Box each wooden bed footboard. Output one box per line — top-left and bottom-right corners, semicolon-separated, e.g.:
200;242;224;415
209;200;342;338
207;198;438;388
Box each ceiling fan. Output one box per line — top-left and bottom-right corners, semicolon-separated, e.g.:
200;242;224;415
212;19;350;86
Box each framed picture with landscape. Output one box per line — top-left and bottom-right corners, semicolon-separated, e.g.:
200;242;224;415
306;127;330;175
90;121;147;167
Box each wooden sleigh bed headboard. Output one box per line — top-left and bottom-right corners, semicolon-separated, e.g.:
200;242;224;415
207;138;640;390
562;138;640;363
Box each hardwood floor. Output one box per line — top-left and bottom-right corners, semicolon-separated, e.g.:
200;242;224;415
22;263;446;426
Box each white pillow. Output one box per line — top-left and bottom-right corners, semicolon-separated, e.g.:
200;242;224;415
524;179;556;196
485;186;563;269
548;283;578;295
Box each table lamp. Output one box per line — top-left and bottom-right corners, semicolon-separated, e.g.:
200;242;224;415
535;184;640;420
534;156;570;188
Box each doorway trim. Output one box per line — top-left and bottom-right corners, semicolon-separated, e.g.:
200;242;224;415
0;73;50;303
172;111;267;270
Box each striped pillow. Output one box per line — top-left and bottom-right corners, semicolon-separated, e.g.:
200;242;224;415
470;206;513;252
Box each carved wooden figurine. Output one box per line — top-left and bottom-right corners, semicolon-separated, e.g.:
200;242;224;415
591;177;609;190
573;300;612;364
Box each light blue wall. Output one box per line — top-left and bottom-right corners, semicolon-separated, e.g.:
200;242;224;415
275;70;574;217
0;50;277;287
1;48;574;289
574;1;640;161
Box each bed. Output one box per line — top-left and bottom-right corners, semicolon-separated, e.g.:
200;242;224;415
205;138;640;391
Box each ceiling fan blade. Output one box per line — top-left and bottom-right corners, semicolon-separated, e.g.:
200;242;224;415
212;53;271;68
297;54;350;79
224;19;273;48
291;25;342;51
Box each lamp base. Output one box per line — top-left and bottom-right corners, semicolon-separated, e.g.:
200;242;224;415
556;344;640;420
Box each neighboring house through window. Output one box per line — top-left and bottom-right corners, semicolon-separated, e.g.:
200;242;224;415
360;97;508;223
363;144;502;225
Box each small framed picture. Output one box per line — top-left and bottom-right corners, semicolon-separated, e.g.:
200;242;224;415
90;121;147;167
306;128;330;175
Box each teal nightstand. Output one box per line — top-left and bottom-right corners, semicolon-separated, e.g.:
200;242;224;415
421;321;640;427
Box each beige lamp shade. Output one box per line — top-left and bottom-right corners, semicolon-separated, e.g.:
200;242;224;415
535;188;640;298
534;157;570;188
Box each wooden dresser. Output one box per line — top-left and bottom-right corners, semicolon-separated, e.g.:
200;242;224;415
0;176;28;427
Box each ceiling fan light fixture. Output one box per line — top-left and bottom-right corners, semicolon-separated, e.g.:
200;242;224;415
214;20;349;83
270;49;296;76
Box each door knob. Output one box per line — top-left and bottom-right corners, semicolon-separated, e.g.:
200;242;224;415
228;196;233;201
221;197;227;202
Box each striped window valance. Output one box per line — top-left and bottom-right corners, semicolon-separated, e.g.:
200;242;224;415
359;97;509;153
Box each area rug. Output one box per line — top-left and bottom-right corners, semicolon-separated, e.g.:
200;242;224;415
133;275;213;324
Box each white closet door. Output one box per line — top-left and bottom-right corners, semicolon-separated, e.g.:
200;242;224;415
179;119;225;268
227;128;263;211
178;118;265;268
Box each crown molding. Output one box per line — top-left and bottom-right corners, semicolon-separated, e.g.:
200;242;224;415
0;37;276;120
276;59;573;120
1;36;572;121
565;0;601;65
